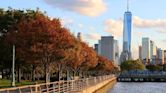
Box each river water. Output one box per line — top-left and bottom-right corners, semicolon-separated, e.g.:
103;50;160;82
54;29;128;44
108;82;166;93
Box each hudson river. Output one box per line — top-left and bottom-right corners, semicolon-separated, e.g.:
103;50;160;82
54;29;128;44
108;82;166;93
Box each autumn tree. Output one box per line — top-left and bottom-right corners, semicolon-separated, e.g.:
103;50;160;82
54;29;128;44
0;8;44;82
80;42;98;77
91;56;115;76
5;9;79;82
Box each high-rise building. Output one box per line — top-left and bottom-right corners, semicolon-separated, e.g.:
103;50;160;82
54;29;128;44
142;38;151;64
77;32;82;41
98;40;101;55
139;46;142;60
100;36;114;61
120;0;132;62
157;48;165;65
150;40;157;64
164;50;166;64
114;40;120;65
150;41;157;58
94;44;99;54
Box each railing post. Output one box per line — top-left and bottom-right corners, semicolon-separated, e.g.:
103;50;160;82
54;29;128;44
94;77;96;84
30;86;33;93
86;78;89;86
62;81;64;93
66;81;68;92
35;84;38;93
99;76;101;82
46;84;49;93
18;88;21;93
53;83;55;93
58;82;60;93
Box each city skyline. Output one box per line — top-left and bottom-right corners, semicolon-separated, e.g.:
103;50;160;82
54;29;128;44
1;0;166;59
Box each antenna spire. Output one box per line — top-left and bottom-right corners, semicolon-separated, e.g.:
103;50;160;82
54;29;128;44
127;0;129;11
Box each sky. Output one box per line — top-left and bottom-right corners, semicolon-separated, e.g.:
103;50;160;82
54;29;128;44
1;0;166;59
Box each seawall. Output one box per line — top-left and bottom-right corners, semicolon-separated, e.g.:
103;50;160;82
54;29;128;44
81;77;116;93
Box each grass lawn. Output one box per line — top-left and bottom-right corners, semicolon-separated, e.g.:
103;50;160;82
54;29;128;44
0;79;44;89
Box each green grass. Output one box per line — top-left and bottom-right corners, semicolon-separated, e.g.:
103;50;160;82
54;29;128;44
0;79;44;89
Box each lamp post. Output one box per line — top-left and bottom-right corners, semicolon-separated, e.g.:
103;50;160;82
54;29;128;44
11;45;15;86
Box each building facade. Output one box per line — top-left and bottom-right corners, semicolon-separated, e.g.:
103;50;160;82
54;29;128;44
120;7;132;62
139;46;142;60
100;36;114;61
114;40;120;65
94;44;99;54
164;50;166;64
142;38;151;64
157;48;165;65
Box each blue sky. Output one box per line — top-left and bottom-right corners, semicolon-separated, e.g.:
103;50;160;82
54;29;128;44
1;0;166;58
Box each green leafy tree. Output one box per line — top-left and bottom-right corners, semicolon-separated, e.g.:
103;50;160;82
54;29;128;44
120;60;145;71
146;65;161;71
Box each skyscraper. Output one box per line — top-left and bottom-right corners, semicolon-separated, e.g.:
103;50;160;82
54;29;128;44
98;40;101;55
94;44;99;54
164;50;166;64
114;40;120;65
77;32;82;41
150;40;157;64
139;46;142;60
141;37;151;64
120;0;132;62
100;36;114;61
157;48;165;65
142;38;151;60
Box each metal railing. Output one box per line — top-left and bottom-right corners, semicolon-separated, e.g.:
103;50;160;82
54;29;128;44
0;75;114;93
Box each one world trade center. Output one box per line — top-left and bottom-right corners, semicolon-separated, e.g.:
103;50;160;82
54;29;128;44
120;0;132;62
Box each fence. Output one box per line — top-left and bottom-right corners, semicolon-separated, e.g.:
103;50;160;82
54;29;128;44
0;75;114;93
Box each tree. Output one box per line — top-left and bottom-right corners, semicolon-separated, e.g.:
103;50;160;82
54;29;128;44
146;65;161;71
120;60;145;71
0;37;12;79
91;56;115;75
80;42;98;77
0;8;44;82
5;10;79;82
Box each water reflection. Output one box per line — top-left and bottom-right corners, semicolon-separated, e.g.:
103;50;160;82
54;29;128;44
108;82;166;93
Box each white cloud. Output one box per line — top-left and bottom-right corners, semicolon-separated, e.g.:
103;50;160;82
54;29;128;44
104;16;166;38
61;17;74;27
85;33;101;40
44;0;107;17
104;19;123;38
133;16;166;28
133;16;166;33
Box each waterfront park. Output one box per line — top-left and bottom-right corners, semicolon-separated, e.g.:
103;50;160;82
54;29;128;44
0;8;119;93
1;5;166;93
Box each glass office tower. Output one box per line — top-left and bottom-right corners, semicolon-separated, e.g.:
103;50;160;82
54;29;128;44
123;11;132;54
120;10;132;61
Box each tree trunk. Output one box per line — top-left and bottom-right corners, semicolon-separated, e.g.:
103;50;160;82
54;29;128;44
45;64;50;83
67;70;69;80
32;65;36;82
58;64;61;81
1;68;4;79
17;65;21;83
73;70;76;80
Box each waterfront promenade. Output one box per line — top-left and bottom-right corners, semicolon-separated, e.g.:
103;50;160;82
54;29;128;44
0;75;116;93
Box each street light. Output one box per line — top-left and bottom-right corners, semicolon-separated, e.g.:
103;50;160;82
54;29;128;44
11;45;15;87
